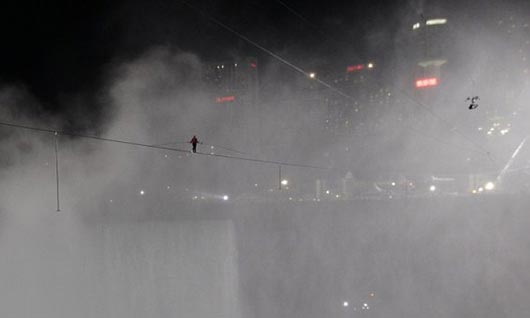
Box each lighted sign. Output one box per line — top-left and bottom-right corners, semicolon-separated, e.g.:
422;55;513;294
250;63;257;68
415;77;438;88
426;18;447;26
347;64;365;72
215;95;236;103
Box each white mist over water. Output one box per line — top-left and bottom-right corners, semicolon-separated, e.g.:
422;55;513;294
1;1;530;317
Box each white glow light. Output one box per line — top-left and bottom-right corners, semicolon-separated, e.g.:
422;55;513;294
485;182;495;191
140;190;145;195
309;72;316;79
281;179;289;186
426;18;447;26
343;301;349;307
429;185;436;192
222;195;229;201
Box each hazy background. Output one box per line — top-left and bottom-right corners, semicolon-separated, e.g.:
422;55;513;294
1;0;530;317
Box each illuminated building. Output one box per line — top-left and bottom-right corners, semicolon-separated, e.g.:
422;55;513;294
409;16;451;91
202;57;258;107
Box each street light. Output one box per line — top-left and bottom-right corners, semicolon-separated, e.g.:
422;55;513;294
308;72;316;79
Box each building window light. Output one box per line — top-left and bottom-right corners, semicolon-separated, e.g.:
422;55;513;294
412;22;421;30
426;18;447;26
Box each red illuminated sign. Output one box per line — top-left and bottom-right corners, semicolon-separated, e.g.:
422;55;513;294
415;77;438;88
250;63;257;68
215;95;236;103
346;64;365;72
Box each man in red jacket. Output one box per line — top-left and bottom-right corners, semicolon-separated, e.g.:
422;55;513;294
190;135;199;153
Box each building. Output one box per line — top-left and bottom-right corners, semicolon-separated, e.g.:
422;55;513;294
202;57;258;110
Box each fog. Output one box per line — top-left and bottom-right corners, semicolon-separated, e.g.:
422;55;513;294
1;1;530;317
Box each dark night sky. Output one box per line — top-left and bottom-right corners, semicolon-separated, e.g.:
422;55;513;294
0;0;403;112
3;0;524;120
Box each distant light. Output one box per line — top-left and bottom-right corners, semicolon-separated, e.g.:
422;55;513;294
216;95;236;103
346;64;364;72
478;187;484;192
140;190;145;195
485;182;495;191
281;179;289;186
369;292;375;297
472;189;477;194
222;195;229;201
415;77;438;88
250;62;257;68
426;18;447;26
326;190;331;194
367;62;374;69
429;185;436;192
167;186;171;190
193;196;198;200
254;183;259;187
412;22;421;30
343;301;349;307
391;182;396;186
309;72;316;79
335;194;340;198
